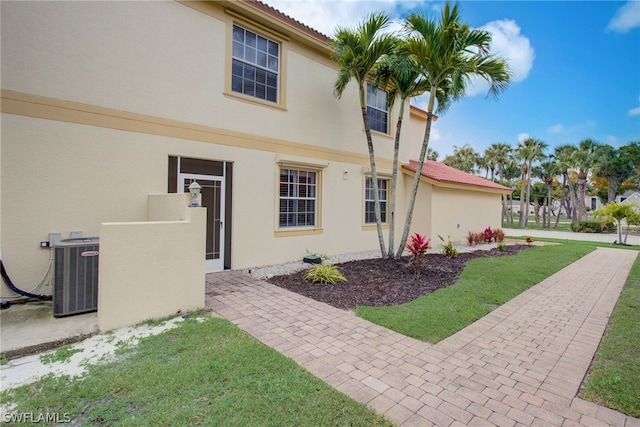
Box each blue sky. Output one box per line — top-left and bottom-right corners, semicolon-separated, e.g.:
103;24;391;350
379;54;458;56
267;0;640;159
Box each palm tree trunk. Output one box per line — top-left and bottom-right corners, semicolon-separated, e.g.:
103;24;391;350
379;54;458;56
554;173;567;229
359;84;386;256
396;87;436;258
387;100;405;258
577;172;587;221
607;177;616;203
518;168;526;227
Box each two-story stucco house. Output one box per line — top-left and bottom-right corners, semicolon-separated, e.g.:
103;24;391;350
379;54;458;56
1;0;511;315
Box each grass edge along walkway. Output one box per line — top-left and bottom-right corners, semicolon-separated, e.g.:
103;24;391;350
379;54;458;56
579;250;640;418
0;315;393;427
356;241;596;343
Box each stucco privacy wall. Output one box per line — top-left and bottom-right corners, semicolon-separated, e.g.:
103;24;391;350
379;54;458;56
98;197;206;331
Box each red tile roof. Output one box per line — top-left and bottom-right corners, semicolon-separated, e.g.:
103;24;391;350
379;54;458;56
402;160;513;193
246;0;332;42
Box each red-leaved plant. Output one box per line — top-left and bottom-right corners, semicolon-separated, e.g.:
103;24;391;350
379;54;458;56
406;233;430;265
483;227;496;243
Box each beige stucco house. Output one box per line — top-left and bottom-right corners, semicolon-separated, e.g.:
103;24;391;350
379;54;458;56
0;0;510;328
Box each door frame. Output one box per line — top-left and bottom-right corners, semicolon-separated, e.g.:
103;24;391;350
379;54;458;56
178;173;226;273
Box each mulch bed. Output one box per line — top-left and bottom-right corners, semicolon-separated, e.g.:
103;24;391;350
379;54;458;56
267;245;529;311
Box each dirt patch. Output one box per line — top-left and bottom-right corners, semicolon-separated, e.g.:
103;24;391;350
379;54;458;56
267;245;530;311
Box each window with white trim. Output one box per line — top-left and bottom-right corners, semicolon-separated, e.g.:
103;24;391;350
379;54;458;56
365;177;388;224
231;25;280;103
279;168;317;228
367;84;388;133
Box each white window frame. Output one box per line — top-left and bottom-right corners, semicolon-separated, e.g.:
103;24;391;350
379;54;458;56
279;168;318;229
366;83;389;134
231;24;280;103
364;176;389;224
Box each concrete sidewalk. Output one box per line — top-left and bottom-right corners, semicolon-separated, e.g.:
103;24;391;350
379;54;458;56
206;247;639;426
506;228;640;246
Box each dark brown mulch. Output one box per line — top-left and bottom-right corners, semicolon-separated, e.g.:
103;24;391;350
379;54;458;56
267;245;529;311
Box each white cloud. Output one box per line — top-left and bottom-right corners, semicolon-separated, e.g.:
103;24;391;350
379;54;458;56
606;135;619;145
517;133;530;143
629;106;640;116
465;20;534;97
607;1;640;33
548;124;565;134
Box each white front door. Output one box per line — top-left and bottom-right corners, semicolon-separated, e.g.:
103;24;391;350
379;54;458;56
179;173;225;273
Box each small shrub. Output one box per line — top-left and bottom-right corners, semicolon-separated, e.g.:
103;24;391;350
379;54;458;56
497;243;506;252
473;233;484;245
304;264;347;285
483;227;495;243
466;231;475;246
526;236;533;244
438;235;458;257
570;220;616;233
407;233;430;264
494;228;505;243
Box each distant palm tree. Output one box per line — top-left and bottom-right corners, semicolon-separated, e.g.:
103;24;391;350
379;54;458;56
487;143;512;222
427;147;439;161
552;144;578;227
501;157;521;225
333;12;396;256
534;160;560;228
515;137;547;228
573;138;602;221
443;144;478;173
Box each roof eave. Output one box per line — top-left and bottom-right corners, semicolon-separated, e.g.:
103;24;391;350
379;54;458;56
401;167;513;195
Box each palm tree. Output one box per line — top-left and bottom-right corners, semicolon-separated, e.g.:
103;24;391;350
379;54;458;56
333;12;396;256
534;160;560;228
427;147;439;161
574;138;602;221
552;144;578;227
487;143;512;222
515;137;547;228
373;38;431;258
443;144;478;173
396;2;511;257
500;157;521;225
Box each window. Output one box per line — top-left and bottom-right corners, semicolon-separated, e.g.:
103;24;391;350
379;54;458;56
231;25;280;103
279;168;317;228
367;84;388;133
365;177;388;224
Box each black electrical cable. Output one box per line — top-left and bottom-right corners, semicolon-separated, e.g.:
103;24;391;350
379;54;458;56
0;260;52;301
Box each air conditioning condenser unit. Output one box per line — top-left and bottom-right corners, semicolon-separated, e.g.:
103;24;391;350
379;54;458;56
53;237;99;317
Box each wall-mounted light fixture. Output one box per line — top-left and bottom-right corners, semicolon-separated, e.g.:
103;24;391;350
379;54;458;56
188;181;202;207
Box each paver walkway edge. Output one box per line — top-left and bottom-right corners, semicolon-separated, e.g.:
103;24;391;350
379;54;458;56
206;247;639;427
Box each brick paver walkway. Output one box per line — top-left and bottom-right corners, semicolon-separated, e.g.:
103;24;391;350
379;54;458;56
206;247;639;426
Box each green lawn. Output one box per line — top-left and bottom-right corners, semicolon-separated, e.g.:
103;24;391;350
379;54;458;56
0;315;393;427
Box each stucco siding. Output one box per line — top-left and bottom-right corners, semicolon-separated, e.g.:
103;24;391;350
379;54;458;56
430;186;503;244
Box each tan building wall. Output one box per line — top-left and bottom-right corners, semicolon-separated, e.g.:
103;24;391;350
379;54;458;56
0;0;505;308
430;186;504;245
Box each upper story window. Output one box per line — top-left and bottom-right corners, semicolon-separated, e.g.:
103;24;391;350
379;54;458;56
231;25;280;103
367;84;388;133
